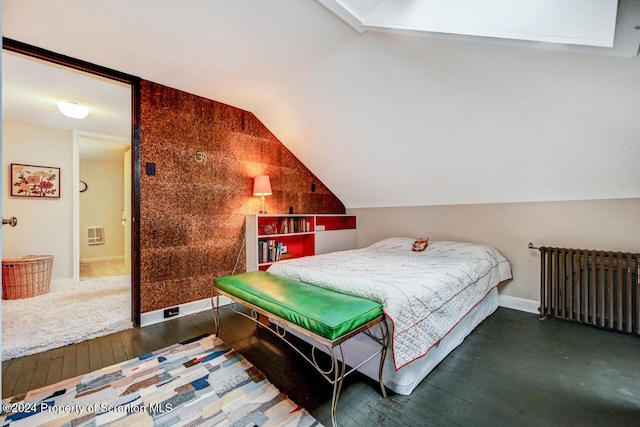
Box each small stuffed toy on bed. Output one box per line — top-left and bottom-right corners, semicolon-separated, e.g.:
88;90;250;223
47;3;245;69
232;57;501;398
412;237;429;252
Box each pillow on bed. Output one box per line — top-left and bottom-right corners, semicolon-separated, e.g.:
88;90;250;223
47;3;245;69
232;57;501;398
367;237;416;251
412;237;429;251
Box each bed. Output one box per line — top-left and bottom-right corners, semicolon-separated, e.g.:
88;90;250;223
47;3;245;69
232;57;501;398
266;237;513;395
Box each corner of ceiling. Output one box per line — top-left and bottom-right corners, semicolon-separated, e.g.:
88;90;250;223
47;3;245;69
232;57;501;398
316;0;367;33
317;0;639;58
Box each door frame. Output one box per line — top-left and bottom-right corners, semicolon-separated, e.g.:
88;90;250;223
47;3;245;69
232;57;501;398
3;38;143;326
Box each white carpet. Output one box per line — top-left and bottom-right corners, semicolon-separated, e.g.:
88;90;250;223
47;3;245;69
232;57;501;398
2;275;132;361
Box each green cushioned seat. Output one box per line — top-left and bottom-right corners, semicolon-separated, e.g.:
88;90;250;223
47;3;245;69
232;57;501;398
215;271;383;341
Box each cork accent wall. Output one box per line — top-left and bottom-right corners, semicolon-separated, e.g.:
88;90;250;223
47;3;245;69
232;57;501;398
139;80;345;313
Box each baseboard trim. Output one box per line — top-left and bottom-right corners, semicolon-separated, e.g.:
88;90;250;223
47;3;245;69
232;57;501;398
141;294;538;326
498;294;540;315
140;295;232;327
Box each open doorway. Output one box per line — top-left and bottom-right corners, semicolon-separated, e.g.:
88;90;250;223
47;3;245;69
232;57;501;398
1;40;141;360
76;133;131;281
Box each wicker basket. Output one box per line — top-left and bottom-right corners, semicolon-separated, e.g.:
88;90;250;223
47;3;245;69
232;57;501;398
2;255;54;300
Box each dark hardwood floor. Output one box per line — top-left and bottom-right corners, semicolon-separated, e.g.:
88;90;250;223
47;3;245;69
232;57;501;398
3;307;639;426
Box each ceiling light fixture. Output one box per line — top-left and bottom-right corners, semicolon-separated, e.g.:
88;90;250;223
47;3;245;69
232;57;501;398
58;101;89;119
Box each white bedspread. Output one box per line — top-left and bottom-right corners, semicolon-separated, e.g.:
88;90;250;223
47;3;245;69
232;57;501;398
267;238;512;369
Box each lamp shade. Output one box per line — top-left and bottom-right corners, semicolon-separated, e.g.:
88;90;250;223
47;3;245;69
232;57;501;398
253;175;272;196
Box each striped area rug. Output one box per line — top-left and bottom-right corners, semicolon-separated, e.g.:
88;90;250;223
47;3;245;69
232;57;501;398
0;335;321;426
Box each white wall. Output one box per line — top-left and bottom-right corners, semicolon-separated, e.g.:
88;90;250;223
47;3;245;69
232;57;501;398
79;158;124;262
351;198;640;303
2;121;74;280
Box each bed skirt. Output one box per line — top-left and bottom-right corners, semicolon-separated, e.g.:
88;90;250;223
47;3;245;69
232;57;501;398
282;287;499;395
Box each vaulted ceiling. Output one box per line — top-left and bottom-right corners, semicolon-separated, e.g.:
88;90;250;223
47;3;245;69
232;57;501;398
3;0;640;208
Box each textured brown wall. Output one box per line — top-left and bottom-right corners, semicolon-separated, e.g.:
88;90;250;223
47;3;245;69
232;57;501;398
139;80;345;313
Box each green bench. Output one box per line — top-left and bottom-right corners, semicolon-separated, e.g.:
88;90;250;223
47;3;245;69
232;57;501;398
213;271;389;427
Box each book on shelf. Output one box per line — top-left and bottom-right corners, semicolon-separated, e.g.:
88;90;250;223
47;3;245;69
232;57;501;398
279;217;311;234
258;239;284;263
259;240;267;263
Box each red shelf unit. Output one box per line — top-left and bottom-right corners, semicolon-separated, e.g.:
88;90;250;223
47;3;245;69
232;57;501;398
316;215;356;231
246;214;357;272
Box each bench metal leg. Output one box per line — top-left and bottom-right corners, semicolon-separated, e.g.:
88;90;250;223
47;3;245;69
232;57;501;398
329;345;346;427
377;320;390;398
212;295;220;336
212;288;389;427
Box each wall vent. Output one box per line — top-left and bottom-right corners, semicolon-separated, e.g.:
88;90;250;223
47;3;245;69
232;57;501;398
87;226;105;245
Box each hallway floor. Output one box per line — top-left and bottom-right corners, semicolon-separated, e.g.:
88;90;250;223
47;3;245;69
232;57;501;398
80;259;128;278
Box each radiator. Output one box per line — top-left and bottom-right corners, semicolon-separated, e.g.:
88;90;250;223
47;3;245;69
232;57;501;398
537;246;640;334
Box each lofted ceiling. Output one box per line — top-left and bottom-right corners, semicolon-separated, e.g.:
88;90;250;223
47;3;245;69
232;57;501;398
3;0;640;208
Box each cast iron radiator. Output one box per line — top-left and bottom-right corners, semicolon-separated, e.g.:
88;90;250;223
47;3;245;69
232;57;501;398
536;245;639;334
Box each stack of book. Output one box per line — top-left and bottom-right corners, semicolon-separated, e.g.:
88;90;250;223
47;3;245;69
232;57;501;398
279;217;311;234
258;240;284;263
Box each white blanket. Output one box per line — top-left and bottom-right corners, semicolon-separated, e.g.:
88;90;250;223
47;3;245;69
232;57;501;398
267;238;512;369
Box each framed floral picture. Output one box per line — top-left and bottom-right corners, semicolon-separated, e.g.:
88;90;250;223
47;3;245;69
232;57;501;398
10;163;60;198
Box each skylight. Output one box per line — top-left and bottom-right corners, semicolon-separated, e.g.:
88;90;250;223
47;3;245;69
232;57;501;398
319;0;620;48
